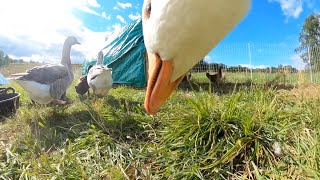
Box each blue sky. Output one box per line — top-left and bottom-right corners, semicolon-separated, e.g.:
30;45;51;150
210;0;319;69
0;0;319;69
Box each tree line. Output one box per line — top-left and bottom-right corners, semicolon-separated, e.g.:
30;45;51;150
0;50;26;67
191;59;299;73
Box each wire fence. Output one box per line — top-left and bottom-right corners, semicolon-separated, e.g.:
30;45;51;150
189;43;320;85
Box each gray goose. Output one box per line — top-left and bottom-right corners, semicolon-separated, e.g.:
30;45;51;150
11;36;80;105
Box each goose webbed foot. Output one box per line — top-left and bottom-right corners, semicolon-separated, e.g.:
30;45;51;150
52;99;67;106
60;92;66;101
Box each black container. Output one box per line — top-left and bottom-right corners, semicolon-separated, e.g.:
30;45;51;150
0;87;20;117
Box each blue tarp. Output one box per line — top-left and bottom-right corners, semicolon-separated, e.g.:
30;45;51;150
0;73;9;85
82;19;147;88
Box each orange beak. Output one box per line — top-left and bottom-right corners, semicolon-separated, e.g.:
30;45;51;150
145;53;184;114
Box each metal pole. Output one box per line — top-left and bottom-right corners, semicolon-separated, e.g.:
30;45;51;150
308;46;313;83
248;43;253;81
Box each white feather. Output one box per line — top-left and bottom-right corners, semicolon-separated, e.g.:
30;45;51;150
15;80;52;104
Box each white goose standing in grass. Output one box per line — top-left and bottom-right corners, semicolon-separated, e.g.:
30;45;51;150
142;0;251;114
87;51;113;100
11;36;80;105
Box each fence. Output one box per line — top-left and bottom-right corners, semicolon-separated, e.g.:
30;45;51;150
189;43;320;85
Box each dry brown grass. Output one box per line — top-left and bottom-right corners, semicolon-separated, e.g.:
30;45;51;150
278;84;320;101
0;63;83;77
0;63;45;76
0;119;26;153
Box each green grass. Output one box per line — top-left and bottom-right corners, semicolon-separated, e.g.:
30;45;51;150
0;75;319;179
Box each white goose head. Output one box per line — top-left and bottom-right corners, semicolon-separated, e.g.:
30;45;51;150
142;0;251;114
66;36;81;46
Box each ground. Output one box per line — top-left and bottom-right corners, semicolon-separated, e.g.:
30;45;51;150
0;63;319;179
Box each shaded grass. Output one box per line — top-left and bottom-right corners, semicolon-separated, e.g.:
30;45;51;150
0;77;319;179
0;85;154;179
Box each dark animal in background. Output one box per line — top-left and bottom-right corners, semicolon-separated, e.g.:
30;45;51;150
206;66;224;84
75;76;90;96
181;71;192;83
75;65;92;96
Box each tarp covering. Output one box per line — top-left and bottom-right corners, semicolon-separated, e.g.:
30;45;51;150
0;73;9;85
82;18;147;88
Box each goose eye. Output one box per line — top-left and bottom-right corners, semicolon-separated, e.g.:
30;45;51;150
145;2;151;17
147;3;151;15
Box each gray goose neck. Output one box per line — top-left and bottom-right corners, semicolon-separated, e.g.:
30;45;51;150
61;42;72;71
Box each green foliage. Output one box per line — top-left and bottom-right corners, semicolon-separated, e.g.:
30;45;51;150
296;13;320;52
0;50;26;67
295;13;320;66
0;50;13;67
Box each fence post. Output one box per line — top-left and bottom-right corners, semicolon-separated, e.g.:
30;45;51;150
248;43;253;81
308;46;313;83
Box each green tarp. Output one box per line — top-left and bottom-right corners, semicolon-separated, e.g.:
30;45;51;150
82;19;147;88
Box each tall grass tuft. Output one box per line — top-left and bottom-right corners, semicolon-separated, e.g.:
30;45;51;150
151;86;315;179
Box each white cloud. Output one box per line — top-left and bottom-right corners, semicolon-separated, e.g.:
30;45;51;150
102;12;111;20
84;0;100;8
0;0;110;64
77;5;100;16
116;15;126;24
113;6;120;10
203;55;219;63
129;13;141;20
135;4;141;9
112;23;123;32
240;64;270;69
203;56;213;63
74;1;111;20
117;1;132;9
74;0;101;16
268;0;317;20
240;55;306;71
291;54;306;70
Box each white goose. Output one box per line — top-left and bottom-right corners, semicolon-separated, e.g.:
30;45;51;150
142;0;251;114
11;36;80;105
87;51;113;99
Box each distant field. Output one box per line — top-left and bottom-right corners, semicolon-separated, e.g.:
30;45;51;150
0;63;319;179
0;63;83;77
2;63;319;85
191;71;316;84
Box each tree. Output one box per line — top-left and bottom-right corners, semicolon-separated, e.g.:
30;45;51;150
0;50;13;67
0;50;4;60
0;50;3;67
3;55;11;65
295;13;320;68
